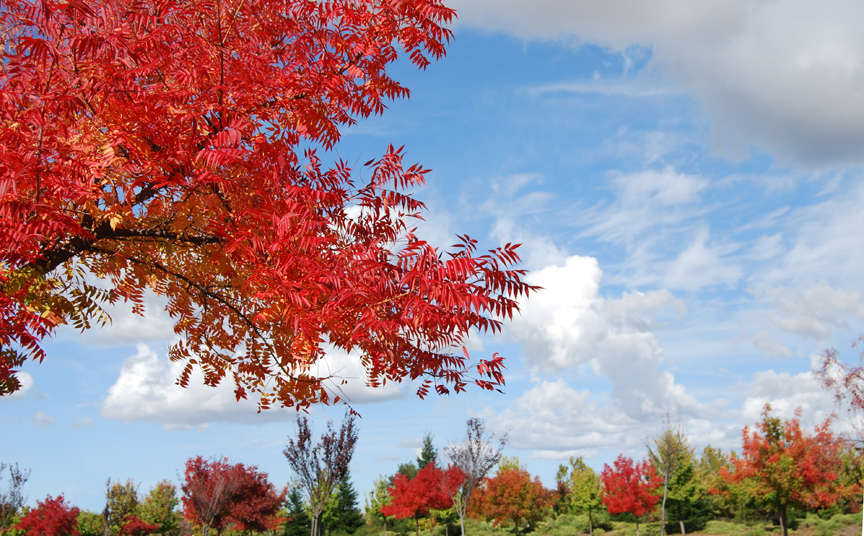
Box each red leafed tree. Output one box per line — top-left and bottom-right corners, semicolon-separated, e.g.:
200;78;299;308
119;515;160;536
15;494;80;536
601;455;661;536
181;456;284;536
0;0;536;406
380;462;463;536
474;465;552;534
720;404;844;536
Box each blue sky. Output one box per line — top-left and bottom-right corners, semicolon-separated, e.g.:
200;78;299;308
4;0;864;512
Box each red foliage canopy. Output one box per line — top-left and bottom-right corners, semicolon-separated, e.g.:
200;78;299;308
720;404;844;533
181;456;285;535
119;515;160;536
380;462;464;521
600;455;661;519
474;465;552;531
15;494;80;536
0;0;536;406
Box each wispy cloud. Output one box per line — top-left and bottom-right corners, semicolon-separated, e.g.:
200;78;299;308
520;81;681;99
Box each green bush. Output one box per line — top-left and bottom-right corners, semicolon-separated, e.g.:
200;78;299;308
535;513;613;535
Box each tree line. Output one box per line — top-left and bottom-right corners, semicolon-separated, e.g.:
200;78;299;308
1;408;862;536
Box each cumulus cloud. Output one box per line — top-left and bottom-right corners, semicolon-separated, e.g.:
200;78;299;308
740;363;861;437
483;379;737;460
102;344;402;429
510;255;697;418
450;0;864;166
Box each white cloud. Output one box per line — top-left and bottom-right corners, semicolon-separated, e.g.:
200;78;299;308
663;229;742;291
520;81;680;99
740;364;860;437
510;255;697;418
311;346;404;404
102;343;403;429
483;379;737;460
102;344;277;429
3;372;34;400
58;290;175;345
581;168;709;249
32;411;55;427
451;0;864;166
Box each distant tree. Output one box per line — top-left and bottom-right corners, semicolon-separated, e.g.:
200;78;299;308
446;418;506;536
0;462;29;530
380;463;463;536
106;480;139;536
284;413;358;536
694;445;738;519
225;469;285;534
662;450;709;535
282;487;311;536
819;339;864;522
182;457;241;536
182;456;283;536
393;463;418;483
16;495;80;536
557;457;603;536
417;435;438;470
322;474;364;536
139;481;180;536
364;477;392;530
475;463;551;534
77;511;106;536
118;516;159;536
648;428;689;536
601;455;662;536
835;442;864;513
720;404;845;536
78;512;104;536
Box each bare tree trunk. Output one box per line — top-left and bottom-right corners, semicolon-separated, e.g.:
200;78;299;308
660;470;669;536
415;516;420;536
459;512;465;536
679;519;686;536
779;507;787;536
635;518;640;536
588;510;593;536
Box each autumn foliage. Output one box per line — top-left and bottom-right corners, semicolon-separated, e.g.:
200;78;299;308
474;465;553;533
181;456;285;535
720;404;844;536
0;0;536;404
15;494;80;536
118;515;160;536
380;462;464;535
600;455;661;532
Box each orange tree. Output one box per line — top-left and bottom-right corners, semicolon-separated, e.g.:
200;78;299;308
474;463;552;534
720;404;845;536
0;0;535;406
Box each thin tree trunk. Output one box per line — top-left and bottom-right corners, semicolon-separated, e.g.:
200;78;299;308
635;518;640;536
661;470;669;536
679;519;686;536
459;512;465;536
779;507;787;536
415;516;420;536
588;510;593;536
